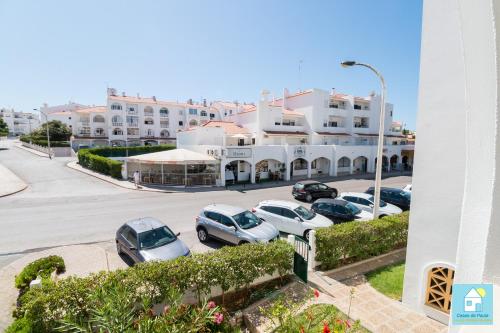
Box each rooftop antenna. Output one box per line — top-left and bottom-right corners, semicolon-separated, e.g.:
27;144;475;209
298;59;303;92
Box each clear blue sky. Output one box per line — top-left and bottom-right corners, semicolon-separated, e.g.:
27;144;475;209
0;0;422;129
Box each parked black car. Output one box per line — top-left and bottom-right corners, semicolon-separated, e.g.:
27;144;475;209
310;199;373;224
365;187;411;210
292;180;338;202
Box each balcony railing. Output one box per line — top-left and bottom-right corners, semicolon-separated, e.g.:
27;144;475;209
127;123;139;128
112;122;123;126
354;124;369;128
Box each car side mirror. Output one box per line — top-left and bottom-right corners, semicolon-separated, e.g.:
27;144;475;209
176;232;180;237
229;225;237;231
369;204;374;208
294;217;302;222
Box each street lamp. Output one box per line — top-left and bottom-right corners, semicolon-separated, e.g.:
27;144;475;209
340;60;386;218
34;108;52;159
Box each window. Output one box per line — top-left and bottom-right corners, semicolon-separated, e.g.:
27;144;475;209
144;106;154;115
179;121;183;126
160;129;170;138
261;206;282;215
189;108;197;115
126;116;139;127
232;211;261;229
219;215;235;227
205;211;221;222
282;209;298;219
93;115;105;123
282;119;295;126
160;108;169;117
338;157;350;167
293;159;308;170
317;184;328;190
138;227;176;250
354;104;362;110
95;128;105;136
146;129;154;137
201;110;207;117
111;103;122;110
210;113;215;119
160;120;169;128
144;117;154;125
122;227;137;247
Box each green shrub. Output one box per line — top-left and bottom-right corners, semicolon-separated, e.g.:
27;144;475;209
20;135;70;147
15;255;65;290
14;241;293;332
77;144;175;179
5;317;33;333
315;212;409;269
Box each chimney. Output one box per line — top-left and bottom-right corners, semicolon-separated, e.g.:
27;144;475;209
187;98;193;105
122;91;126;97
331;88;336;96
107;88;117;96
203;98;207;107
260;89;270;102
152;96;157;102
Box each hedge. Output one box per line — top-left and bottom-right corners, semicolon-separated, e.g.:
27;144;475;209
77;144;176;179
315;212;409;270
19;135;70;147
15;256;65;290
13;241;293;332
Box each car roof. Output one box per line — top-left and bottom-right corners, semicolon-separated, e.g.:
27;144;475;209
295;180;320;185
314;198;347;206
341;192;372;199
204;204;246;216
258;200;301;209
125;217;165;233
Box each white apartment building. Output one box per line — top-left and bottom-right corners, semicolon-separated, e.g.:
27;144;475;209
0;108;40;136
178;88;414;186
42;101;89;129
71;88;219;148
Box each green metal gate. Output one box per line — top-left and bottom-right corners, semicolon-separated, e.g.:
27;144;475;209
293;236;309;283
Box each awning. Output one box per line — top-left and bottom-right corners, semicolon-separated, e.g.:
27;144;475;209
127;148;217;164
315;132;351;136
264;130;308;136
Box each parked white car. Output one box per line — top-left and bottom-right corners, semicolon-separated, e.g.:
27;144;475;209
403;184;412;193
253;200;333;240
338;192;403;217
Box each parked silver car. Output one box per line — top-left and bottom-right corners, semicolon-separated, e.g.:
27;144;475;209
196;204;280;245
116;217;190;264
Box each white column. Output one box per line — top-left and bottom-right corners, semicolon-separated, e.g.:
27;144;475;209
307;160;312;178
219;162;226;187
250;163;256;184
349;160;353;174
329;159;336;176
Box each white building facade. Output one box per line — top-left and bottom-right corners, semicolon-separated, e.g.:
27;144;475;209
403;0;500;331
178;88;414;186
0;108;40;136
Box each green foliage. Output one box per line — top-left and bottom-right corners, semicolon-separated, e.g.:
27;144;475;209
14;241;293;332
366;262;405;300
31;120;72;141
15;255;65;290
77;145;175;179
316;212;409;269
5;317;33;333
0;117;9;136
19;135;70;147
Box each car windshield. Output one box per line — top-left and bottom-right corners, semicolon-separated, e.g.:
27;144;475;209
345;202;362;215
138;226;176;250
368;196;387;207
294;205;315;220
293;183;304;189
400;191;411;200
232;210;262;230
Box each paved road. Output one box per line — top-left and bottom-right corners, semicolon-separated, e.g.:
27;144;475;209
0;139;411;268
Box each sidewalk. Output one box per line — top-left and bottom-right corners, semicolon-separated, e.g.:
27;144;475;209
308;272;447;333
0;241;128;331
0;163;27;197
15;142;51;158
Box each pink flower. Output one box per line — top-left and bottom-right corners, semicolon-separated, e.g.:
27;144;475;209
214;312;224;325
323;323;331;333
207;301;216;309
314;289;320;298
345;320;351;328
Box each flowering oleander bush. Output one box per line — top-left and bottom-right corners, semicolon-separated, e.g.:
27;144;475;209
315;212;409;269
10;241;293;332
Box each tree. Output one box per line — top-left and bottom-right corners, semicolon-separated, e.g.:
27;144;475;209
0;117;9;136
31;120;71;141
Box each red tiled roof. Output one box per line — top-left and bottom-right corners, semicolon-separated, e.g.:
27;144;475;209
282;109;304;117
74;106;107;113
201;121;249;135
264;130;308;136
109;95;208;109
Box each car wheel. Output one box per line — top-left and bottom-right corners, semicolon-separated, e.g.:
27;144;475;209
306;194;313;202
197;228;208;242
379;214;388;218
239;240;249;245
303;230;311;242
331;190;338;199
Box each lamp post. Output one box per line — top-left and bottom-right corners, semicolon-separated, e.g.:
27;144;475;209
34;108;52;159
341;60;386;218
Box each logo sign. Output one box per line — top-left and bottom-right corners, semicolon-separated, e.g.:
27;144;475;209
294;146;306;157
451;284;493;326
227;148;252;158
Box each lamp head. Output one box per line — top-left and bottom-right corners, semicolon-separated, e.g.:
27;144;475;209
341;61;357;68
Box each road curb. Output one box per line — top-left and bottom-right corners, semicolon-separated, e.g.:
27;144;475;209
0;164;28;198
15;143;50;158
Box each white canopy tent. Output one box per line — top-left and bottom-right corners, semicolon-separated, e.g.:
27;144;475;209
126;149;219;186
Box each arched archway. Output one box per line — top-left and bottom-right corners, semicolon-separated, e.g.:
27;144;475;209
311;157;330;177
189;119;198;127
160;129;170;138
337;156;351;175
375;155;389;172
290;158;308;178
225;160;251;183
390;154;399;171
93;115;105;123
255;159;283;181
353;156;368;174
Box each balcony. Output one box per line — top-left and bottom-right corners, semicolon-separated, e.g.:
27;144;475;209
354;124;369;128
144;111;154;117
112;122;123;127
127;122;139;128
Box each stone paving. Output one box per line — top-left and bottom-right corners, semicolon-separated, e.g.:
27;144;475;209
308;272;448;333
